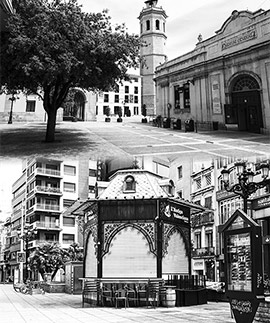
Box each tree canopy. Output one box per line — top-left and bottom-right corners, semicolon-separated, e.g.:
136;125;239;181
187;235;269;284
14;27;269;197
0;0;140;141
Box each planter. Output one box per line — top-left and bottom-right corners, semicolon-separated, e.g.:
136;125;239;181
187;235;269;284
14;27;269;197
141;118;147;123
105;117;111;122
43;282;65;293
117;117;123;122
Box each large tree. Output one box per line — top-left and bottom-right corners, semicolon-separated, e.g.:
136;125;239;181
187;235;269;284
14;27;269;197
0;0;140;141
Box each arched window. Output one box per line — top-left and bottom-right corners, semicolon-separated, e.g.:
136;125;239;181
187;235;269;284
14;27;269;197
156;20;160;30
123;175;136;192
146;20;150;31
232;75;259;92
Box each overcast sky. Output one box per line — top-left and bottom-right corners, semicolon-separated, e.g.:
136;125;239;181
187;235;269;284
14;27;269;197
78;0;269;61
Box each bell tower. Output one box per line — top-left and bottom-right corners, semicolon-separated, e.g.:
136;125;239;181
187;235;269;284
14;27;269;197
138;0;167;116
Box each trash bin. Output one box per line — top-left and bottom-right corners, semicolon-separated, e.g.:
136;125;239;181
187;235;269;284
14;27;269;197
163;117;171;128
213;121;219;130
185;119;194;132
173;118;181;130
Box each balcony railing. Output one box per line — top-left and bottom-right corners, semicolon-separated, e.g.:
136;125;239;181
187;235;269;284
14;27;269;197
192;247;215;257
35;221;61;229
36;168;61;177
36;203;60;212
35;186;62;194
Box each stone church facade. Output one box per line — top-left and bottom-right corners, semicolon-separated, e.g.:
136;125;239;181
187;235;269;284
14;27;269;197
155;9;270;134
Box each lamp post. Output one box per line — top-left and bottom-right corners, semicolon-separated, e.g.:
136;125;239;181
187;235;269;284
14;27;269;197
221;160;270;213
17;224;38;282
8;91;19;124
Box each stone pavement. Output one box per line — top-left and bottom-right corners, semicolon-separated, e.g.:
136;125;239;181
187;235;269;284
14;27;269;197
0;284;234;323
0;117;269;160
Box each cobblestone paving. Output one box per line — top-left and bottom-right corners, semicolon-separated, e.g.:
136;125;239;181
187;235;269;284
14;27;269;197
0;284;234;323
0;119;269;160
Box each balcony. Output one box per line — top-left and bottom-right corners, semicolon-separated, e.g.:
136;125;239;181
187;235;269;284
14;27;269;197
35;167;62;178
35;186;62;196
27;203;61;215
36;203;61;212
35;221;62;231
192;247;215;258
28;239;59;248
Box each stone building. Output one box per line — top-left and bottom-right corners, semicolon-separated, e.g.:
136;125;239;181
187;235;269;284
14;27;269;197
139;0;167;116
155;9;270;134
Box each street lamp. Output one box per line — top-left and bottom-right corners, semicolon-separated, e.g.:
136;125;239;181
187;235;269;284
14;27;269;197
8;91;19;124
17;224;38;282
221;160;270;213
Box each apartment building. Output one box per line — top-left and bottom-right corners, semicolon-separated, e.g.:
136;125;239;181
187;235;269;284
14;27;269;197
3;157;98;281
95;75;142;118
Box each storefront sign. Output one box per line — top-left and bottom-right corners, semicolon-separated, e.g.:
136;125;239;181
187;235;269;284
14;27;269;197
221;28;257;50
252;194;270;210
164;204;189;223
192;259;204;270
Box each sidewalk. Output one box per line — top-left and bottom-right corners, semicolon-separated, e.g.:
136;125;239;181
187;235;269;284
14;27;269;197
0;284;234;323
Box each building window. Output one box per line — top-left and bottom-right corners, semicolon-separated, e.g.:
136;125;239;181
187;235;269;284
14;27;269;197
63;217;75;227
63;199;75;209
64;165;76;176
125;86;129;94
63;182;76;193
195;232;201;249
26;100;36;112
89;185;95;194
163;22;165;32
156;20;160;30
195;177;202;190
174;86;180;109
62;234;75;244
204;196;212;209
177;190;183;198
134;96;138;103
123;175;136;192
103;106;109;115
205;173;212;186
134;86;138;94
45;233;57;241
124;95;129;103
177;166;183;179
146;20;150;30
89;169;97;177
205;231;213;248
104;94;109;103
114;94;119;103
183;83;190;109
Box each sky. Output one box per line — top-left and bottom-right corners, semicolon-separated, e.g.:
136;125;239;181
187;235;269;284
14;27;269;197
0;0;270;221
77;0;270;61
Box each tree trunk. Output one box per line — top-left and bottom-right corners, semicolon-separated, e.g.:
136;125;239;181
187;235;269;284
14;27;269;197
45;108;57;142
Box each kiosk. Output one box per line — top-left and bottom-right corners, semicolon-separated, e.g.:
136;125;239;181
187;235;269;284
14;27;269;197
221;209;264;323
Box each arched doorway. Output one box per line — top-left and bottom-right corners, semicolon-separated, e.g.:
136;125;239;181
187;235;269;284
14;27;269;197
63;89;85;121
229;74;263;133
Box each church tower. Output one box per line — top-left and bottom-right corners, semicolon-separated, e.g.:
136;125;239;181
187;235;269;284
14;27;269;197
138;0;167;116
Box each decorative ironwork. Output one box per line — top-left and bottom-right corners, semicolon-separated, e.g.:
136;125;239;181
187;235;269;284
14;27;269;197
221;161;270;213
163;224;190;257
102;222;157;257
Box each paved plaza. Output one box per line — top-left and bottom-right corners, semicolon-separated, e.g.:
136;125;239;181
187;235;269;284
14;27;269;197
0;117;269;160
0;284;234;323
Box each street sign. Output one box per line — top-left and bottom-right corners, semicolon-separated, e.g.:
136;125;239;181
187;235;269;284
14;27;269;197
17;252;26;263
